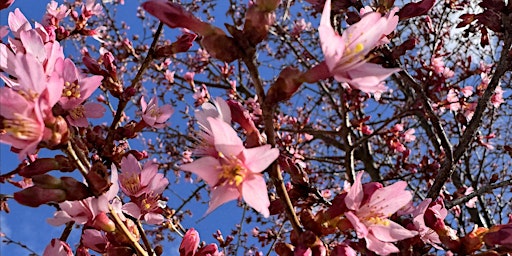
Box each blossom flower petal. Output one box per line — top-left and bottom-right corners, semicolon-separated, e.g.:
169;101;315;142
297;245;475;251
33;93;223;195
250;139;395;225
318;0;346;71
242;145;279;173
345;210;368;238
364;233;399;255
207;117;244;156
122;202;143;219
180;156;221;186
242;174;270;217
366;181;412;216
144;212;165;225
345;171;364;210
206;185;240;215
370;221;418;242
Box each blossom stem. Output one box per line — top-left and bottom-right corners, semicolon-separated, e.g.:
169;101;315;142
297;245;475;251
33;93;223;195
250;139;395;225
59;222;74;242
105;22;164;151
136;220;155;255
65;141;89;176
109;206;149;256
339;88;356;184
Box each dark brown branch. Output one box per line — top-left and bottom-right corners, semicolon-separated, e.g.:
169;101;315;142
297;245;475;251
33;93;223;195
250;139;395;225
427;20;512;198
105;22;164;150
446;179;512;209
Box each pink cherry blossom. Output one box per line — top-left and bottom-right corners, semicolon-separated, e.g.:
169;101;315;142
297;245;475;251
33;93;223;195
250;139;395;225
122;193;167;224
344;171;417;255
81;229;109;253
7;9;31;38
194;97;232;157
177;227;221;256
446;88;461;111
411;199;443;248
181;117;279;217
140;96;174;128
141;0;215;35
43;238;74;256
318;0;399;93
57;58;103;110
66;102;106;127
491;85;504;108
0;88;46;159
118;154;169;197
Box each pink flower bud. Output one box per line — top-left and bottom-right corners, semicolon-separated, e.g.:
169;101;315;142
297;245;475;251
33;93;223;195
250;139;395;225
32;174;63;189
43;238;74;256
91;212;116;232
179;228;200;256
61;177;93;201
331;243;357;256
243;2;276;45
19;155;74;177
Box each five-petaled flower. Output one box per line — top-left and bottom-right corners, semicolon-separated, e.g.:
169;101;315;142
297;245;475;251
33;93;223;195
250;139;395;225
344;171;418;255
140;96;174;129
319;0;400;93
181;117;279;217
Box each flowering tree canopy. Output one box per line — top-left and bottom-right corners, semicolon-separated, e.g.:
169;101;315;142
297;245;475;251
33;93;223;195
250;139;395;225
1;0;512;255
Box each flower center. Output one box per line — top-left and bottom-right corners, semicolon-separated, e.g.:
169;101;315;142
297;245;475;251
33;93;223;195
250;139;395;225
365;216;390;226
1;114;40;140
63;81;81;99
69;105;86;120
148;107;161;118
123;174;141;195
217;153;246;187
346;43;365;55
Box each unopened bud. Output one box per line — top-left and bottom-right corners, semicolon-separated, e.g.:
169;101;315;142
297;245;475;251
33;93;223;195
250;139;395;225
266;66;303;104
19;155;74;177
483;224;512;247
85;162;110;196
32;174;63;189
398;0;435;20
244;3;276;45
155;33;197;58
201;33;242;63
179;228;200;256
61;177;92;201
274;242;294;256
14;186;66;207
91;212;116;232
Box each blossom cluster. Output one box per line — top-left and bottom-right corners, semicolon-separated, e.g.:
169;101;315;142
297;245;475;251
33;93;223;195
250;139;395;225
0;4;105;160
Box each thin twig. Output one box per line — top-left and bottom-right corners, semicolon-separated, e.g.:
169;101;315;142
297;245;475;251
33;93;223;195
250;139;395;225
1;234;39;256
136;220;155;255
427;20;512;199
446;179;512;209
109;206;149;256
65;141;89;176
59;222;75;242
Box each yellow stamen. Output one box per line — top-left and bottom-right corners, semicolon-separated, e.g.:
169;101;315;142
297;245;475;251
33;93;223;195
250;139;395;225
62;81;81;99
